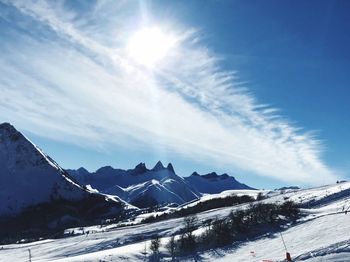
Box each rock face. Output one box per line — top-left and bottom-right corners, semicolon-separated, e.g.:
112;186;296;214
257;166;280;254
184;171;255;194
0;123;123;218
68;161;200;208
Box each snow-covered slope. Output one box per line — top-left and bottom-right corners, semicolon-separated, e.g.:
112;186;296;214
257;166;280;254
1;181;349;261
0;123;123;217
263;181;350;208
68;161;200;207
185;171;254;194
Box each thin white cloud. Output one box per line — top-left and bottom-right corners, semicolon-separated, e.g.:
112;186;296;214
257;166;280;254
0;0;338;185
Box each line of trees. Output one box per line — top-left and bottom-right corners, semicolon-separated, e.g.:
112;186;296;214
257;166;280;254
148;201;299;260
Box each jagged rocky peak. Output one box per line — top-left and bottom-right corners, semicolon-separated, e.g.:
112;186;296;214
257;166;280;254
166;163;175;173
152;160;165;171
130;162;149;175
151;161;175;173
135;162;147;170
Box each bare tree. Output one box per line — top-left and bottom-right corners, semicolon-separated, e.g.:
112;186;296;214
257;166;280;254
179;215;198;253
183;215;198;240
166;235;177;261
150;235;161;261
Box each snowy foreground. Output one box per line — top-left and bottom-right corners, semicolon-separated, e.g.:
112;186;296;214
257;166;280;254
1;183;350;261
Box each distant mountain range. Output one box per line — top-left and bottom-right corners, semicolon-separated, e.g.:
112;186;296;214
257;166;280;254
67;162;200;208
185;171;254;194
0;122;254;215
67;162;254;208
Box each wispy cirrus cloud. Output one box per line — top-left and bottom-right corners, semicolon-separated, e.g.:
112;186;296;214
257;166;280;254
0;0;337;185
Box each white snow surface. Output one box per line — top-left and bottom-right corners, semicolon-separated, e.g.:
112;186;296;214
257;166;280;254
1;181;350;261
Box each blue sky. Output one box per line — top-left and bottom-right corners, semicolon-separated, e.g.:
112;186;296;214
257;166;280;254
0;0;349;189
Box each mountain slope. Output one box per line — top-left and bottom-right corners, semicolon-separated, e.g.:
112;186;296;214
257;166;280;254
1;123;80;215
0;123;125;227
185;171;254;194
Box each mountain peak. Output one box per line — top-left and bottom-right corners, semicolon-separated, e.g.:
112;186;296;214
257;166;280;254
191;171;200;176
166;163;175;173
0;122;14;129
152;161;165;171
135;162;147;169
130;162;148;175
0;122;22;141
77;167;89;173
202;172;219;179
221;173;230;179
0;123;89;216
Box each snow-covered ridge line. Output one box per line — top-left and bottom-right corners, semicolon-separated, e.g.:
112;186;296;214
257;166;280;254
30;139;84;190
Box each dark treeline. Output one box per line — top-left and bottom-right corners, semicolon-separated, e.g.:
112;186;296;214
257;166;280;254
0;196;124;244
195;201;300;250
151;201;300;261
142;194;255;224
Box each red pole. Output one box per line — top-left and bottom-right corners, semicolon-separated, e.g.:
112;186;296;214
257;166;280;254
280;232;292;261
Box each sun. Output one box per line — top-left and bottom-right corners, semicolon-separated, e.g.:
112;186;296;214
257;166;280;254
126;26;176;67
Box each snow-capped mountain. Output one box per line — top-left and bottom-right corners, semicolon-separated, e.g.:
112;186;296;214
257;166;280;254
184;171;254;194
68;163;255;208
68;161;200;208
0;123;123;218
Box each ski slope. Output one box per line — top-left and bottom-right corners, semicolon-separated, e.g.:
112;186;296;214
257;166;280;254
0;182;349;261
205;209;350;262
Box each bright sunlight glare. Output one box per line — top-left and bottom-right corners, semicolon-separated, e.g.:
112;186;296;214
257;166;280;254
126;26;176;67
